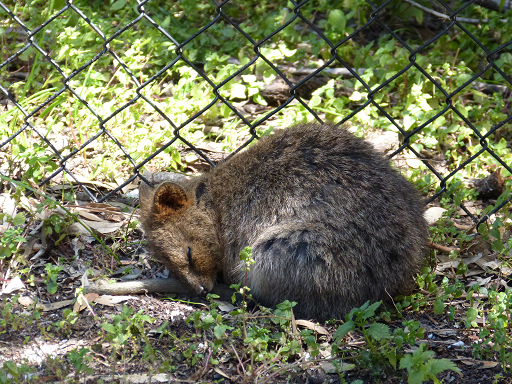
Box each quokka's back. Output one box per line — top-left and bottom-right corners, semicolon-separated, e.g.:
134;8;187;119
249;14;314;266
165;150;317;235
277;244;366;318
140;123;428;321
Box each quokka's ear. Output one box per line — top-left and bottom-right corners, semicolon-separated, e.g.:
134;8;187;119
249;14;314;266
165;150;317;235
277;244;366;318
195;181;207;202
153;182;191;216
138;181;154;211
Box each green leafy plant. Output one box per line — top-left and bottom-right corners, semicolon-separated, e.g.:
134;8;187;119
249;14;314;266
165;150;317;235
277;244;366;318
333;301;459;382
472;287;512;372
0;361;36;384
0;220;26;260
43;263;63;294
101;305;155;354
66;347;94;379
400;344;460;384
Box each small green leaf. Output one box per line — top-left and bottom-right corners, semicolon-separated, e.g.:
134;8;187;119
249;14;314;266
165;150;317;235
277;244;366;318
425;358;460;376
241;74;257;83
214;324;228;339
410;8;423;24
222;28;235;37
403;115;415;129
349;91;362;101
333;320;355;342
333;98;344;111
423;136;438;148
399;353;415;371
253;93;267;105
492;239;505;253
410;143;423;153
263;69;275;84
279;45;297;57
110;0;126;10
12;213;26;226
394;335;404;349
433;298;445;315
408;369;425;384
362;301;381;319
47;281;58;294
309;95;322;107
466;307;478;323
328;10;346;33
230;83;246;99
220;103;231;118
367;323;391;340
248;87;259;97
101;323;116;333
388;349;397;369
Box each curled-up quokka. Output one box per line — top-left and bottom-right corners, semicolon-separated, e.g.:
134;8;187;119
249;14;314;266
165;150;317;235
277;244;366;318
139;123;428;321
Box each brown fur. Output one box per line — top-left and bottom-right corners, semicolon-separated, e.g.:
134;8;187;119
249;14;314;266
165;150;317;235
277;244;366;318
139;123;428;321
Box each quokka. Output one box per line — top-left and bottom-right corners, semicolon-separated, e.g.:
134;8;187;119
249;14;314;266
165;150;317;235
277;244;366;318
139;123;428;321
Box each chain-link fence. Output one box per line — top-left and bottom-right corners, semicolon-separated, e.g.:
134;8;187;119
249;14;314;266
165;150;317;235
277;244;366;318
1;0;511;228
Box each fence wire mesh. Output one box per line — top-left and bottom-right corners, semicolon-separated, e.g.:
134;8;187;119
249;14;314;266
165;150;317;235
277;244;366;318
0;0;511;229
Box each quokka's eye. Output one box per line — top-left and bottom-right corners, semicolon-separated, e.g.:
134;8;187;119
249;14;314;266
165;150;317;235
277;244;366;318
187;247;192;264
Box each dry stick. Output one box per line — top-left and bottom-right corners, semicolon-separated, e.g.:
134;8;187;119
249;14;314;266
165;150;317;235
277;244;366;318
67;90;81;150
429;242;460;253
253;346;287;384
84;278;236;301
385;287;402;316
79;293;104;328
404;0;509;23
448;47;460;91
231;344;247;377
201;347;213;378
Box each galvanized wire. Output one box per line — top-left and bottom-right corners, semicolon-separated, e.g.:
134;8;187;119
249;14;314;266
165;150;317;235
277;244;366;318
0;0;511;228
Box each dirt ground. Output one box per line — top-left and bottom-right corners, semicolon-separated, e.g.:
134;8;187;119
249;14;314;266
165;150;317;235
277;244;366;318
1;253;511;384
1;180;511;383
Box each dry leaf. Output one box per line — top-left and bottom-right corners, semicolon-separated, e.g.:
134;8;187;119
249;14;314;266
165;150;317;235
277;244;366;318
84;220;124;234
213;367;231;380
434;329;458;337
294;319;329;335
50;178;117;191
213;300;235;312
87;202;122;212
0;223;9;235
72;203;126;221
0;194;17;217
456;355;499;369
66;221;93;236
1;275;25;294
319;361;354;373
479;260;501;270
406;154;422;169
436;261;460;272
462;254;484;265
500;265;512;276
424;207;447;224
73;293;98;312
75;210;110;222
465;269;485;277
67;219;123;235
85;293;99;302
93;295;137;306
458;206;478;216
41;300;74;311
17;296;35;307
